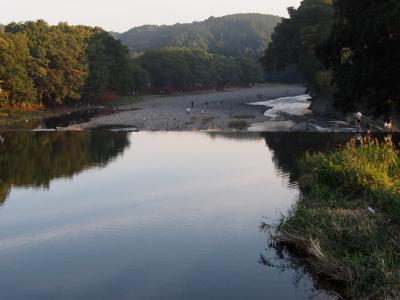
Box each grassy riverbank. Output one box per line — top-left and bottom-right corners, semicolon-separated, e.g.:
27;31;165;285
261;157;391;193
268;137;400;299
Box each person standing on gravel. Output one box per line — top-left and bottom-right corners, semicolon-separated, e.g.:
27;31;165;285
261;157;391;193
384;117;393;133
355;112;363;128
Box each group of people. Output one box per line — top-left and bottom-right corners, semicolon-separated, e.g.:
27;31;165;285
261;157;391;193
355;111;393;133
186;100;210;115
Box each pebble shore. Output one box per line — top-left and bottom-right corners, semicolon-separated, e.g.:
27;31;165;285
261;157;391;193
72;85;307;131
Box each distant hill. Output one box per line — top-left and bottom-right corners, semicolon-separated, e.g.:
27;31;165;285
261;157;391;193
116;14;282;58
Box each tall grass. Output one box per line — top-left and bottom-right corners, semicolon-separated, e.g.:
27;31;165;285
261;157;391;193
270;137;400;299
301;137;400;219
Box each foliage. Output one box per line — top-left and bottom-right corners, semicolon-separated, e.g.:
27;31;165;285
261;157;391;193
264;0;400;116
302;138;400;215
1;17;272;108
117;14;282;58
0;31;37;104
82;30;148;100
0;21;147;108
321;0;400;116
5;21;91;104
262;0;333;93
137;48;264;91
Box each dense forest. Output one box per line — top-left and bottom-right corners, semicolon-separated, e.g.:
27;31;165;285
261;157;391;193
263;0;400;117
0;16;273;109
114;14;281;58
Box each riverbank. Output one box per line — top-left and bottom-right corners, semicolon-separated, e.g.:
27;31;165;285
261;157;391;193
0;106;79;129
0;95;142;130
1;84;379;132
265;137;400;299
67;84;307;131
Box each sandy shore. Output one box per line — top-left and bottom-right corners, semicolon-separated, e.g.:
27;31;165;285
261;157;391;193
71;84;307;131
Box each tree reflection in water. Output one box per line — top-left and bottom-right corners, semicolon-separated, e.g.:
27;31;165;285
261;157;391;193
263;132;357;187
0;131;131;203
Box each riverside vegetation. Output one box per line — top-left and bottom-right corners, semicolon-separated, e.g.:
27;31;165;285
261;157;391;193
263;137;400;299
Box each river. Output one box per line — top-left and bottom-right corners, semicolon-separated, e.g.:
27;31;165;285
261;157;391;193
0;131;360;299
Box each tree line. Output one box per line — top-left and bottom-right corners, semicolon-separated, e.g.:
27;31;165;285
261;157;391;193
136;48;264;92
263;0;400;117
0;20;267;109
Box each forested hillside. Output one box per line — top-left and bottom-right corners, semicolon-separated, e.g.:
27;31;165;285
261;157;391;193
263;0;400;117
117;14;281;58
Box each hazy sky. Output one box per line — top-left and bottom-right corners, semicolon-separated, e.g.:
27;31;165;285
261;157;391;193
1;0;302;32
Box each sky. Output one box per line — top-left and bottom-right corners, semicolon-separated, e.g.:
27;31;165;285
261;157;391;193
1;0;302;32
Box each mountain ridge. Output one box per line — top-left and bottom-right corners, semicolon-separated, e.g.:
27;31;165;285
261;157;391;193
114;13;282;58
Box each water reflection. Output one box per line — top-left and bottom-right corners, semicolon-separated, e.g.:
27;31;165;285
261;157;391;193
259;241;339;300
0;131;322;300
262;133;353;187
0;131;382;300
0;131;130;203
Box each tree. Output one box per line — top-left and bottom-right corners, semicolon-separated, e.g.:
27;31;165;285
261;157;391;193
321;0;400;116
137;48;263;91
5;21;89;105
0;32;36;105
262;0;333;93
83;30;148;100
236;57;264;85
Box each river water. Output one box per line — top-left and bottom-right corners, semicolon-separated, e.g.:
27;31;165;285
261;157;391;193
0;131;357;300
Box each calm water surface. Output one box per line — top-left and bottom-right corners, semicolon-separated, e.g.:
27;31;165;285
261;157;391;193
0;131;355;300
